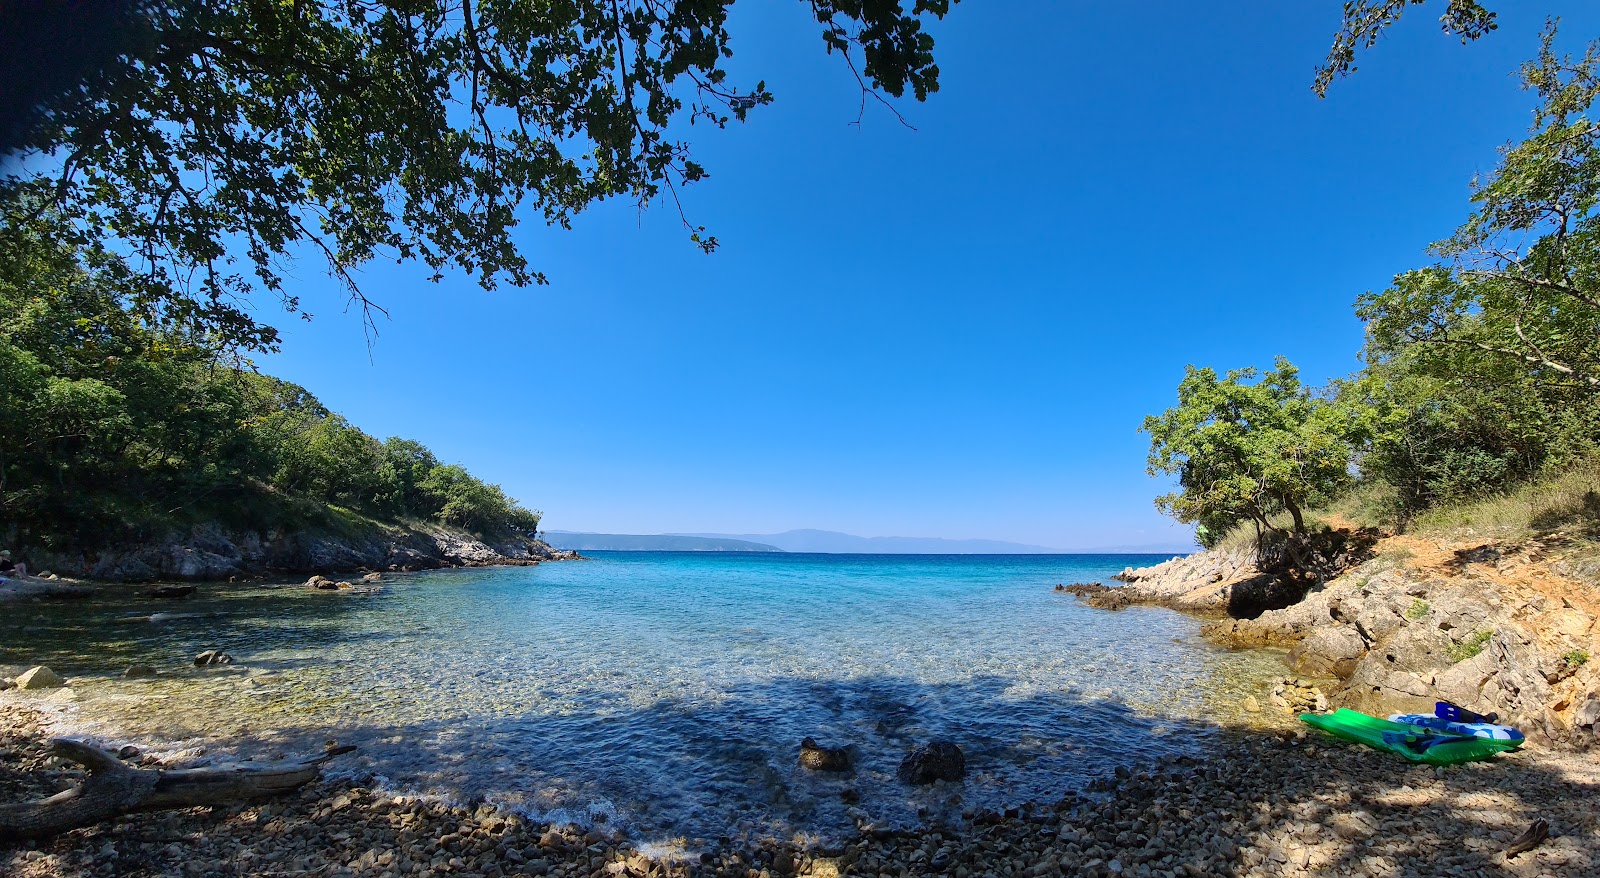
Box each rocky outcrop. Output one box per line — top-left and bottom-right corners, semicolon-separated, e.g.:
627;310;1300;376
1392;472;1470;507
15;522;579;582
1108;547;1254;612
1092;531;1600;747
1201;544;1600;746
1107;530;1378;618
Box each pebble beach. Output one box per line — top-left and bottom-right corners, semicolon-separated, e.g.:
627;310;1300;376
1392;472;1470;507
5;703;1597;878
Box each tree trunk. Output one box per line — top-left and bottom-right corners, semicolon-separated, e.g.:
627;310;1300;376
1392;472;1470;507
0;738;354;841
1283;497;1306;535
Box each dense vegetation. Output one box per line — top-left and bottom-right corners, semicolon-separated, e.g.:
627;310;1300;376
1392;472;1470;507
1;0;959;351
1146;26;1600;549
0;1;961;553
0;217;540;551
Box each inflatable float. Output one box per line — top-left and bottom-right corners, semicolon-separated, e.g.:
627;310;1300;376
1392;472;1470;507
1298;708;1524;765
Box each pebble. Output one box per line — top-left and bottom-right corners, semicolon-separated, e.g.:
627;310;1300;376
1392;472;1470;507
2;704;1597;878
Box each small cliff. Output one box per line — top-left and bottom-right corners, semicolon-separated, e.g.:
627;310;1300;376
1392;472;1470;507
15;520;579;582
1104;532;1600;747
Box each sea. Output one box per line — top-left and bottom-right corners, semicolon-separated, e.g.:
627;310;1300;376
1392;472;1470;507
0;552;1289;848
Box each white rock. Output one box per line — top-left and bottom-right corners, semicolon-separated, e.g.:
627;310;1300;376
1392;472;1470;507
16;665;64;689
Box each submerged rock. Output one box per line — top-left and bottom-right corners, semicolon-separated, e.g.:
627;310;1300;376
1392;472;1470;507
194;650;234;667
799;737;851;772
123;664;159;679
898;740;964;784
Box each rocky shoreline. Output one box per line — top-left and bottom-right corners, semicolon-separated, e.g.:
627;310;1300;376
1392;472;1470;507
4;702;1596;878
4;522;581;586
1082;532;1600;749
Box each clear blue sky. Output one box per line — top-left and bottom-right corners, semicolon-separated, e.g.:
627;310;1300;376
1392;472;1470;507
253;1;1600;549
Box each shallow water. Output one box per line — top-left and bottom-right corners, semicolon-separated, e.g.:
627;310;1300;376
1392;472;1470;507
0;552;1287;847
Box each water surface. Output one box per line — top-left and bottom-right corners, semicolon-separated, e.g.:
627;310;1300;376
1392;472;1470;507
0;552;1287;847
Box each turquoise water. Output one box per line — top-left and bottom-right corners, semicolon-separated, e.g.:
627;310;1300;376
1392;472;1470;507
0;552;1287;847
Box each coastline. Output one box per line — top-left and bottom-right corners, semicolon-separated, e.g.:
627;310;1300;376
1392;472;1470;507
1081;531;1600;749
3;523;582;588
4;701;1595;877
3;549;1596;877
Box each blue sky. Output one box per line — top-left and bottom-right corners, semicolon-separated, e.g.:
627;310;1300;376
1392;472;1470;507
253;1;1600;549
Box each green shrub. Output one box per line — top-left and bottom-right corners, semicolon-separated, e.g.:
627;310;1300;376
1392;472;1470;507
1404;599;1430;621
1447;630;1494;663
1564;650;1591;667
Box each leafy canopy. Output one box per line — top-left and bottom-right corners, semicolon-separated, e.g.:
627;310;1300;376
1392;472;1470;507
1359;25;1600;392
1142;359;1353;547
1316;1;1499;96
2;0;957;350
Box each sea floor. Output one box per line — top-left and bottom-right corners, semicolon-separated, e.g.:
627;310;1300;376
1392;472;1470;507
0;555;1294;844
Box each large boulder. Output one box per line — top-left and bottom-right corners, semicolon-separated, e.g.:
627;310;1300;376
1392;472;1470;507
898;740;964;785
16;666;65;689
798;737;851;772
1290;625;1367;679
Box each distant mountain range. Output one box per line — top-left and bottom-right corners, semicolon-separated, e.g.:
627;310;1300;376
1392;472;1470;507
545;528;1192;555
543;532;782;552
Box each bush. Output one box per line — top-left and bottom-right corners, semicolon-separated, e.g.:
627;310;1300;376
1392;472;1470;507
1447;630;1494;663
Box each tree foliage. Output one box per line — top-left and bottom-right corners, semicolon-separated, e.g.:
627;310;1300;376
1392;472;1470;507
1344;25;1600;515
2;0;958;349
1150;26;1600;540
1142;359;1353;548
0;219;539;549
1316;1;1499;96
1360;26;1600;391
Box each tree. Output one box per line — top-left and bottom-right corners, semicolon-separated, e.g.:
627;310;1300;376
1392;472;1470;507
1316;1;1499;96
0;221;541;546
1;0;958;349
1142;359;1353;548
1359;27;1600;391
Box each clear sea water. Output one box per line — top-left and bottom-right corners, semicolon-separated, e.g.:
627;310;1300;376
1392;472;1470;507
0;552;1288;848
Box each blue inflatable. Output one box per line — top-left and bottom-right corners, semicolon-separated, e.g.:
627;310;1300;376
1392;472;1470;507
1388;713;1525;744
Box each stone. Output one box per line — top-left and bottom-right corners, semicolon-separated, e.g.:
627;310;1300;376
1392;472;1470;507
361;572;383;583
16;666;65;689
1289;625;1366;679
145;585;197;599
799;737;851;772
1330;813;1377;841
1243;695;1261;713
1453;545;1501;564
123;665;159;679
898;740;965;785
194;649;234;667
1574;698;1600;729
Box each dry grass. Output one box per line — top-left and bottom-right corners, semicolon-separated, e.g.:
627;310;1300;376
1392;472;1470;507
1412;461;1600;542
1197;463;1599;555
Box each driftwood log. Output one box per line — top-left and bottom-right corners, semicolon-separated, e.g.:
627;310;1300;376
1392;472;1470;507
0;738;355;840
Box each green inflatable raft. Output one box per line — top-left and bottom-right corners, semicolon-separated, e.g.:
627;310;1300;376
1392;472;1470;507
1298;709;1524;766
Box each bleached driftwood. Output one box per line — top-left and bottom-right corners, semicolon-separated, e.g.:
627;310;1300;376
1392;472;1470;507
0;738;354;840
